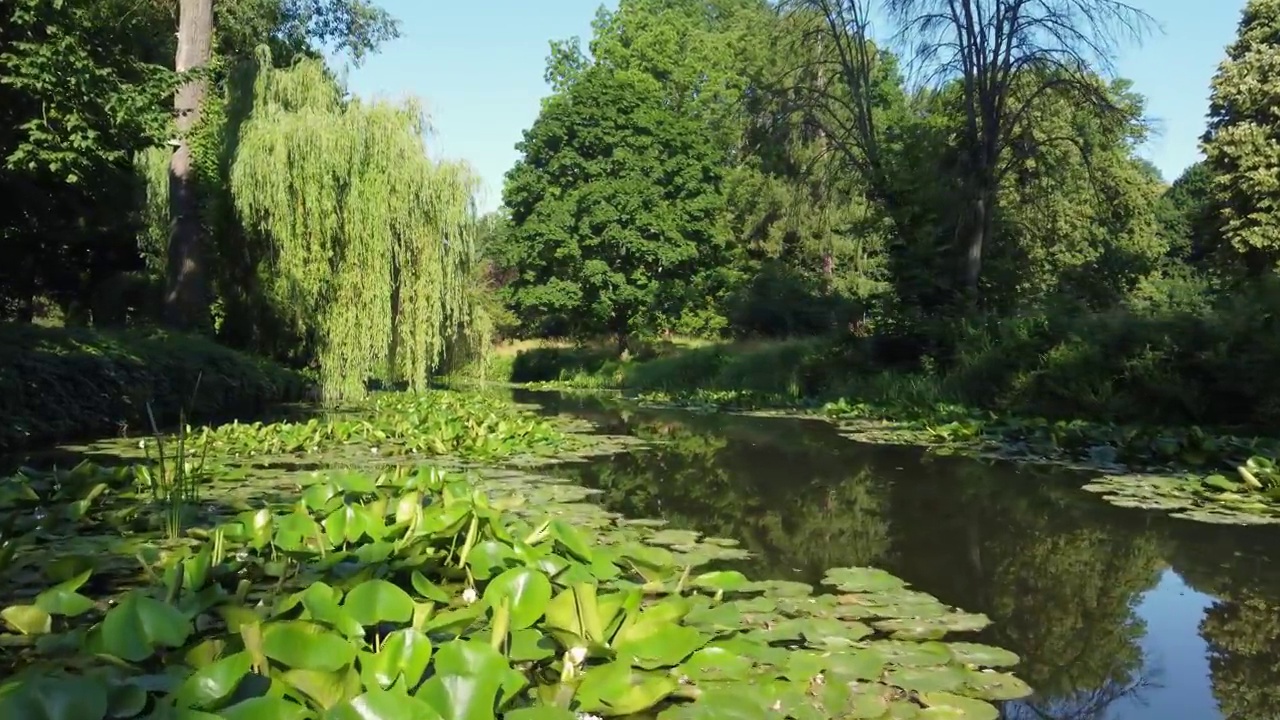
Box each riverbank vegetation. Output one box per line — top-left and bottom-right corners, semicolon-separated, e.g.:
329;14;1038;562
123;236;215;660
2;0;487;404
459;0;1280;523
482;0;1280;437
0;323;309;453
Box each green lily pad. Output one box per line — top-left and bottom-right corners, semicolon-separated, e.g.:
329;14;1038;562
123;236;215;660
343;579;414;626
99;592;192;662
824;567;907;593
963;669;1034;701
918;692;998;719
944;643;1019;668
483;567;552;630
261;621;357;672
326;689;442;720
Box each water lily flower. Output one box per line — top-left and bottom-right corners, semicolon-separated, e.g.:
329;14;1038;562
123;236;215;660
462;587;478;604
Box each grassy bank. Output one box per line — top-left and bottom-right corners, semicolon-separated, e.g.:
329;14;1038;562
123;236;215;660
0;323;312;452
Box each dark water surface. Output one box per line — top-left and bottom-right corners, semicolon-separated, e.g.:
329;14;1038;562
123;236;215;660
518;389;1280;720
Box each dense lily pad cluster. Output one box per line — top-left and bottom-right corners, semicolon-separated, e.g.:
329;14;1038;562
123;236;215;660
200;393;583;461
0;461;1030;719
0;389;1031;719
1081;466;1280;525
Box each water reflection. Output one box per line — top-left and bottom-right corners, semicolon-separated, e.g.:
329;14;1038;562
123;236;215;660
519;389;1280;720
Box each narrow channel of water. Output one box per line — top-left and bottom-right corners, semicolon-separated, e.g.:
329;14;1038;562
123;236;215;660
519;389;1280;720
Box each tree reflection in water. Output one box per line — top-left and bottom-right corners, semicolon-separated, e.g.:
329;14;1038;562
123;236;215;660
522;390;1280;720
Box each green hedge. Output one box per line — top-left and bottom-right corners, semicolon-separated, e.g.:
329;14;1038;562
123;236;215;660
0;324;313;452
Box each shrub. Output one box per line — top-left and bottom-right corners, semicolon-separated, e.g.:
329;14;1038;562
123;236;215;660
0;324;312;451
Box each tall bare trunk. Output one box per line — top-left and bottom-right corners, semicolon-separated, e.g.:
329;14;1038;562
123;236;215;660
963;189;991;301
163;0;214;331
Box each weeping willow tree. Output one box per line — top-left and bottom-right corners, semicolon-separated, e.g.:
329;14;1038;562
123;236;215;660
225;49;489;401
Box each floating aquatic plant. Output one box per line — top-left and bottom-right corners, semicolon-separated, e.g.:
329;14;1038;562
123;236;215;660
0;386;1032;719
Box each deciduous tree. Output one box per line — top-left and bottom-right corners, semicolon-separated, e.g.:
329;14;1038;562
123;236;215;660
1202;0;1280;275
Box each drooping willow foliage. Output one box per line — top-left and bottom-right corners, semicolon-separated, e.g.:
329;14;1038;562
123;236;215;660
224;49;489;402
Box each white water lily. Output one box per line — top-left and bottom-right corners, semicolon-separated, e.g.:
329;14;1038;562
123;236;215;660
568;646;588;666
462;587;478;605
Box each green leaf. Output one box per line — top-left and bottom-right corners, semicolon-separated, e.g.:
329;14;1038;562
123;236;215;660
369;628;433;690
283;668;357;710
220;696;312;720
918;692;998;719
35;568;95;616
677;646;752;681
410;572;452;603
691;570;750;592
823;567;907;593
296;582;364;638
575;661;679;716
106;682;148;718
549;519;593;562
419;640;514;720
0;674;109;720
174;651;253;709
343;579;414;626
261;621;358;672
2;604;52;635
508;628;556;662
614;622;707;669
504;708;576;720
483;567;552;630
100;592;192;662
325;689;442;720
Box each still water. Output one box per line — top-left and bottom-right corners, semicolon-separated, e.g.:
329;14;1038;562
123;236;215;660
518;389;1280;720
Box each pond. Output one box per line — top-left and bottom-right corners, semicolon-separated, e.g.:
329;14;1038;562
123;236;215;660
516;389;1280;720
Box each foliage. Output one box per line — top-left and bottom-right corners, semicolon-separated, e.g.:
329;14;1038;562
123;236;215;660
0;0;402;326
0;323;310;453
0;0;172;321
498;62;734;340
202;391;578;461
1203;0;1280;274
0;390;1031;719
227;52;490;402
1156;161;1216;263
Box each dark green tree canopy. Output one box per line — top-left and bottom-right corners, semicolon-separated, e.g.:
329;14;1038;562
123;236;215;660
499;63;732;339
1203;0;1280;274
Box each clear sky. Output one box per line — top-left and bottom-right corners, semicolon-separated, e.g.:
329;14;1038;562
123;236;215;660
334;0;1246;213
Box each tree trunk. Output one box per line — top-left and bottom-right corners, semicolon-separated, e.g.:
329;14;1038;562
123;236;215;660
962;189;992;301
163;0;214;331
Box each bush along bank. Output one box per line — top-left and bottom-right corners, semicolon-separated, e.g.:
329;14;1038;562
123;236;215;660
0;388;1032;719
0;324;312;452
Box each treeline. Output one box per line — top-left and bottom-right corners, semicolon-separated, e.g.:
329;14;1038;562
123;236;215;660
0;0;490;402
483;0;1280;427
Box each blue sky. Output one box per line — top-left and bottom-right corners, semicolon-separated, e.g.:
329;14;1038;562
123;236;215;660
336;0;1246;212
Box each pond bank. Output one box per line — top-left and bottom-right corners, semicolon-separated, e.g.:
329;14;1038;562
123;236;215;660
0;388;1030;719
0;323;311;453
